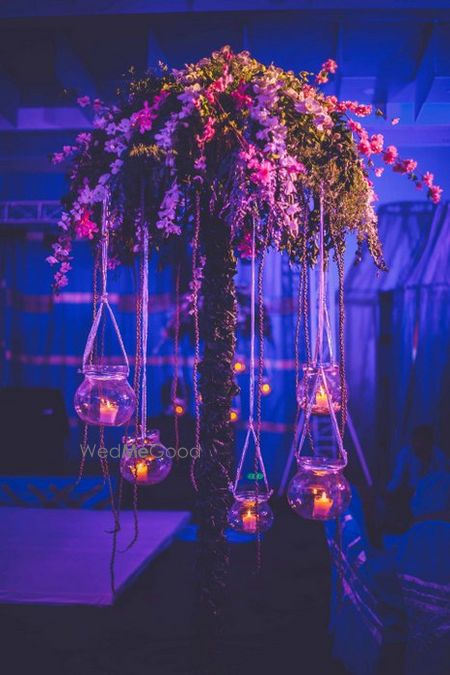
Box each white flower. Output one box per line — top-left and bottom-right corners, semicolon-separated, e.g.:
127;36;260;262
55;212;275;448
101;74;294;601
93;116;107;129
110;159;123;175
92;184;107;202
117;118;131;133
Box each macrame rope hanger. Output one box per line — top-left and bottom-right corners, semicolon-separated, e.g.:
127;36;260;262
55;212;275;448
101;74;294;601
138;223;149;437
295;185;347;467
231;217;271;498
82;191;129;373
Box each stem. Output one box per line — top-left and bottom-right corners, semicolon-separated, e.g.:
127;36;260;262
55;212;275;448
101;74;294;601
196;211;237;643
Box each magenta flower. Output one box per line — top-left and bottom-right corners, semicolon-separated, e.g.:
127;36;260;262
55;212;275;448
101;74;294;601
60;262;72;274
393;158;417;174
131;91;169;134
322;59;338;74
209;65;233;94
370;134;384;154
429;184;443;204
76;132;92;145
77;96;90;108
194;155;206;172
315;59;338;84
250;160;273;186
236;232;253;259
131;101;155;134
357;136;372;156
75;209;98;239
403;159;417;173
196;117;215;148
348;119;364;136
383;145;398;165
239;143;259;169
423;171;434;187
231;81;253;109
354;104;372;117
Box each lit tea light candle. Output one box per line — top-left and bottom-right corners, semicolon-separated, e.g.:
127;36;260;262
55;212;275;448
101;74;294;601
99;398;118;425
314;385;329;412
242;508;257;533
313;491;333;518
131;460;149;483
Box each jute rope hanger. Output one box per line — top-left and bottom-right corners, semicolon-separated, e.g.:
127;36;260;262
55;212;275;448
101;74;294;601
231;215;272;497
295;185;348;467
82;191;129;373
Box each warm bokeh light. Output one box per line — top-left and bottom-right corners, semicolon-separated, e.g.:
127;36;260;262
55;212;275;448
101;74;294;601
233;360;246;373
260;381;272;396
174;402;185;416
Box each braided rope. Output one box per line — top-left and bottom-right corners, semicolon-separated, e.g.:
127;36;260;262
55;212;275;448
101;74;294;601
190;192;202;491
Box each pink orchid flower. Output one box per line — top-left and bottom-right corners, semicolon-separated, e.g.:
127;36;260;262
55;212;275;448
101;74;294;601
250;160;273;186
231;81;253;110
429;184;443;204
77;96;90;108
383;145;398;165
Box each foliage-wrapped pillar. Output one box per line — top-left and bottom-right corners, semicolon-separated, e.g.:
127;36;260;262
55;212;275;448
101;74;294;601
196;214;237;641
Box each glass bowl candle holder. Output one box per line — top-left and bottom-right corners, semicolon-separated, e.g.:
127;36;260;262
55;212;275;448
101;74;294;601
287;460;351;520
120;430;172;486
74;365;136;426
297;363;342;415
227;490;274;534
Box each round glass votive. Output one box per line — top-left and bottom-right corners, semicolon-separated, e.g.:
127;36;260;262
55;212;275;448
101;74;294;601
120;429;172;486
297;363;342;415
74;365;136;426
227;490;274;534
287;465;351;520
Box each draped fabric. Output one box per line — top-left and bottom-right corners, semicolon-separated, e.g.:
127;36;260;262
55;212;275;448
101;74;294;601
395;521;450;675
344;201;439;482
325;490;405;675
389;203;450;455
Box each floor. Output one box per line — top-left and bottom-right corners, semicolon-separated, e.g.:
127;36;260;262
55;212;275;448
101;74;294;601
0;498;346;675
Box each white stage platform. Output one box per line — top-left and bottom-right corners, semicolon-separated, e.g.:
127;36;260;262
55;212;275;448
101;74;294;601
0;507;190;606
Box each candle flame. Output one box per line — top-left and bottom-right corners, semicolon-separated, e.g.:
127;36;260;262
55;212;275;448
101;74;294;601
100;398;118;410
312;490;333;518
316;385;327;404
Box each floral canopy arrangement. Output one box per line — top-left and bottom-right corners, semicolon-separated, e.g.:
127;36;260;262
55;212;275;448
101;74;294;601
48;45;441;289
48;46;441;634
